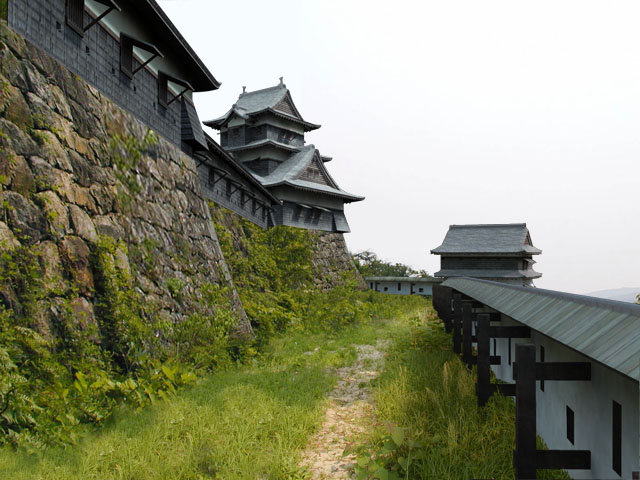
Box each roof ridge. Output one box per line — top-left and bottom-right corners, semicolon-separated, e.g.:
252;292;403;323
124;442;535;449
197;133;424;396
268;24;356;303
450;223;527;228
238;84;286;99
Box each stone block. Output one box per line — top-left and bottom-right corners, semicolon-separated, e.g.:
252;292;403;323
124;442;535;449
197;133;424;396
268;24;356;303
2;190;46;244
35;190;69;237
58;235;94;296
68;205;97;243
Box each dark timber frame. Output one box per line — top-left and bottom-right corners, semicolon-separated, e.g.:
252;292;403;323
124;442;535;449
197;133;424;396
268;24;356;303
66;0;120;36
120;33;163;79
158;71;193;109
513;344;591;479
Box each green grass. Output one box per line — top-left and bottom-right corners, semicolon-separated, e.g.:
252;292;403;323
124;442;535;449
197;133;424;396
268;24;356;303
357;308;570;480
0;299;425;480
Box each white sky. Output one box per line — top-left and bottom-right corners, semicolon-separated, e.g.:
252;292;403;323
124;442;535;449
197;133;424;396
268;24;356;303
158;0;640;294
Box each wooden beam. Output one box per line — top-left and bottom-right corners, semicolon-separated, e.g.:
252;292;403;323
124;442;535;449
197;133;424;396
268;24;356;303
443;288;453;333
472;312;502;322
488;326;531;338
536;450;590;470
513;362;591;381
514;344;537;480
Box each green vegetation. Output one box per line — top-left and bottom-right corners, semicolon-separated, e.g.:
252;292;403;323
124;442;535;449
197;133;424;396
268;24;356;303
0;296;426;479
350;308;570;480
211;204;376;339
0;0;7;22
352;250;429;277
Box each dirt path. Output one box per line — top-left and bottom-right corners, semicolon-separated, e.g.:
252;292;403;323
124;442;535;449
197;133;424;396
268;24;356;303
299;340;390;479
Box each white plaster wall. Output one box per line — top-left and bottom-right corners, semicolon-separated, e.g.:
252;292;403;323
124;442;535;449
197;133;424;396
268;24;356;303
372;281;433;296
488;319;639;479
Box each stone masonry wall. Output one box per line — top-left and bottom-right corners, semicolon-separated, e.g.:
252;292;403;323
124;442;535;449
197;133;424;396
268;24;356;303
0;21;253;341
311;231;367;290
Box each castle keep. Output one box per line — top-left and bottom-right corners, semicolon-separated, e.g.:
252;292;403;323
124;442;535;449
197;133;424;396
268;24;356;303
205;81;364;232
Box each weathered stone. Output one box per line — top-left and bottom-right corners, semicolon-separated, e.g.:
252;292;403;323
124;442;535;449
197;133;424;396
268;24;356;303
8;155;35;195
2;191;46;244
67;150;92;187
35;190;69;237
90;185;114;214
33;129;73;171
58;235;94;296
0;21;26;59
0;118;38;156
38;240;67;294
69;297;99;343
0;220;20;248
93;215;124;240
0;43;28;91
70;185;97;212
29;156;73;194
68;205;97;243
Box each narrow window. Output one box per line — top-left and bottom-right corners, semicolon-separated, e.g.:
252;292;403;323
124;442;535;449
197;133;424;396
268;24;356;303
370;283;373;289
66;0;85;36
207;167;215;186
540;346;545;392
493;338;497;356
384;287;388;292
566;406;574;445
397;283;401;291
419;288;424;293
508;337;512;365
225;179;232;198
613;401;621;476
157;71;192;109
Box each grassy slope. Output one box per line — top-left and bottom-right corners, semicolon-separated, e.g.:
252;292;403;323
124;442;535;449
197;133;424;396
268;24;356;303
363;308;570;480
0;298;425;480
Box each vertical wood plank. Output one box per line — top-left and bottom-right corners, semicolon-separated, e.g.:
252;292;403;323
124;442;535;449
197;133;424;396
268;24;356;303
515;344;537;480
476;314;490;407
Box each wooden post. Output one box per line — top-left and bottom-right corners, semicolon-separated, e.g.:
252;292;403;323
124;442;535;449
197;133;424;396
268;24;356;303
442;287;453;333
515;344;537;480
476;314;490;407
462;302;473;368
452;294;462;354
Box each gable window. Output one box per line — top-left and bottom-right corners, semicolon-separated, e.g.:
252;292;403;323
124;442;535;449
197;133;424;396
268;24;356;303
120;34;162;79
157;71;192;109
66;0;120;37
566;406;574;445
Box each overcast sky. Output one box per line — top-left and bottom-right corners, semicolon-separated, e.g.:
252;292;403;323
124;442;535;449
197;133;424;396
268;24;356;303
158;0;639;295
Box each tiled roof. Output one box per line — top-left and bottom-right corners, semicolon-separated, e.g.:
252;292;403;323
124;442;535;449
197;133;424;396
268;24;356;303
365;276;442;283
256;145;364;202
434;269;542;279
204;83;320;131
431;224;541;255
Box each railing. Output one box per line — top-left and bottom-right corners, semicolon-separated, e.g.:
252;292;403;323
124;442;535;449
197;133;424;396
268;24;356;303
432;279;640;480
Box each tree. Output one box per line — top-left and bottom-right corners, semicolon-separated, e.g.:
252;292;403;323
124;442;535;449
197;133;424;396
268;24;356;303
352;250;429;277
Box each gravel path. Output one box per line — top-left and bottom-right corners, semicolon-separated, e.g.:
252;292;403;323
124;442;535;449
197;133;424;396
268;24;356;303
299;340;389;479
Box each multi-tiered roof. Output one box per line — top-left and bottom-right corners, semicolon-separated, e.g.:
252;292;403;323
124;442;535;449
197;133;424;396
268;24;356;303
205;80;363;232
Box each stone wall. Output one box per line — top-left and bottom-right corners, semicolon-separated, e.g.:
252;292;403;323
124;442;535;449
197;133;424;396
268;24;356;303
311;231;367;290
0;20;253;342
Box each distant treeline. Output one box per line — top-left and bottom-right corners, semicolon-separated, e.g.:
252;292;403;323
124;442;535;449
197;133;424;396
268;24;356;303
352;250;430;278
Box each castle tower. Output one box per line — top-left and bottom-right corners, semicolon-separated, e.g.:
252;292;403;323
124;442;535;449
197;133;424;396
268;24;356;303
205;80;364;232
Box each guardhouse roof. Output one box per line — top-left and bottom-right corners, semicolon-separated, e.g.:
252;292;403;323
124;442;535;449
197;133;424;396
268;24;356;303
204;83;321;131
431;223;541;256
